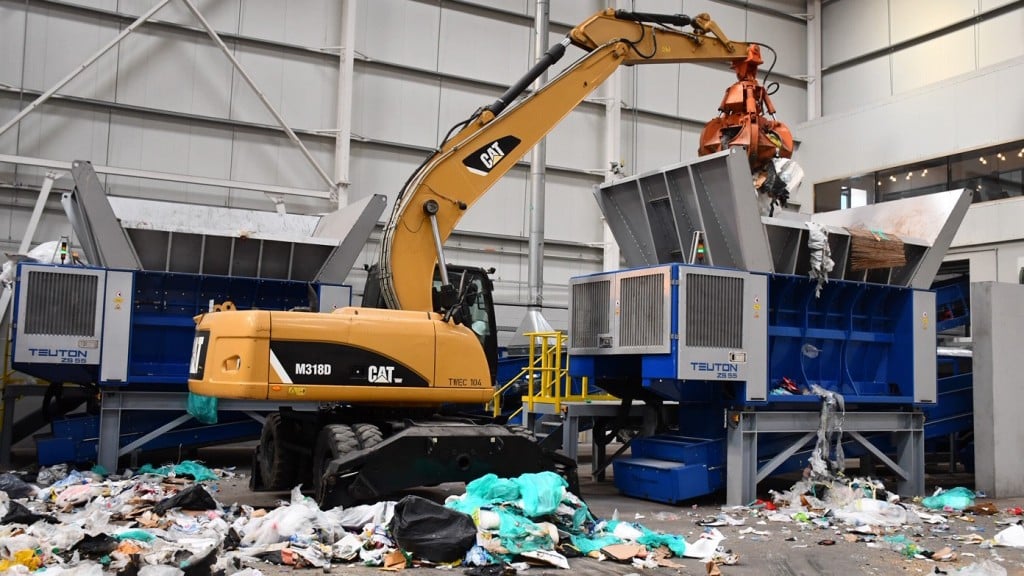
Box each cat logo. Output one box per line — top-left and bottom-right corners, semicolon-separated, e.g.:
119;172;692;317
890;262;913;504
463;136;521;176
368;365;403;384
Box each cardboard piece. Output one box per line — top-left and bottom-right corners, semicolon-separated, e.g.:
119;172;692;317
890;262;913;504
601;544;645;561
382;549;407;571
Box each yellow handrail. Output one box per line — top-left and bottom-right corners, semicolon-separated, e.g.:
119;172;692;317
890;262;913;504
490;330;614;419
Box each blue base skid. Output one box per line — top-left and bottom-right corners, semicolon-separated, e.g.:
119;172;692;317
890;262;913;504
35;412;261;466
613;435;724;504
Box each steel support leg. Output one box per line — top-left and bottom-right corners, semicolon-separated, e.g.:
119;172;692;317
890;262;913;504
98;391;124;472
562;413;579;463
726;413;758;505
896;420;925;497
0;389;16;468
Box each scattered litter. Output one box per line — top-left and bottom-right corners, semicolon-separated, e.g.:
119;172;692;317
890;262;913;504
951;560;1007;575
923;487;975;511
994;524;1024;548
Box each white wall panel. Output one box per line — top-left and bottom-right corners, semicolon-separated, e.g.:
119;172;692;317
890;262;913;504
62;0;117;10
117;0;241;34
238;0;340;47
797;57;1024;189
980;10;1024;68
356;0;441;70
461;0;529;16
545;107;604;171
631;65;682;116
982;0;1019;7
767;81;807;124
0;5;26;88
550;1;605;26
746;11;806;78
822;57;891;116
230;129;334;191
622;116;685;174
437;9;531;86
229;46;337;130
15;100;110;170
676;63;745;120
435;81;507;144
542;172;604;244
892;28;975;95
821;0;888;68
457;167;527;237
353;67;440;149
22;6;119;100
348;144;422;208
683;0;748;39
115;27;233;118
889;0;978;44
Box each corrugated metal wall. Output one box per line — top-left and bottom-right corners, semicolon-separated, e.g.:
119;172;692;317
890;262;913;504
0;0;807;340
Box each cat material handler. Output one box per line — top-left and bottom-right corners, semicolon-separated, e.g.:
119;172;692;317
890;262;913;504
187;8;793;507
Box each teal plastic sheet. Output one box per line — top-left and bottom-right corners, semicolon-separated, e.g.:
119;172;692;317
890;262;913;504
187;393;218;425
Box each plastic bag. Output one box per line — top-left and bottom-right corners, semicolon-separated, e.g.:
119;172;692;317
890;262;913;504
36;464;69;487
570;534;621;555
326;500;396;530
922;487;975;511
637;528;687;557
138;566;185;576
153;485;218;514
832;498;907;527
187;393;218;425
806;222;834;297
2;500;57;525
388;495;477;563
71;533;119;559
466;473;521;504
137;461;218;482
0;473;36;499
994;524;1024;548
512;472;566;517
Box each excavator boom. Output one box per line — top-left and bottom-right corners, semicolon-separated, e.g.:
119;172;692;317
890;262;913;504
379;8;792;314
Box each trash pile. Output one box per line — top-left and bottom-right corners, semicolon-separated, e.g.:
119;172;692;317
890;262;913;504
0;462;736;574
675;475;1024;575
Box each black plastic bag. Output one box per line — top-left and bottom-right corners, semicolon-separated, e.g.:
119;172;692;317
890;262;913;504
388;495;477;563
153;484;218;514
1;500;57;525
72;533;119;559
0;473;35;499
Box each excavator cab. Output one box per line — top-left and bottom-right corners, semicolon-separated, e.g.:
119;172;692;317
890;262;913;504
362;264;499;386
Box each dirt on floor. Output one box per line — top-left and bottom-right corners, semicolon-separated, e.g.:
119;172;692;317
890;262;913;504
189;444;1024;576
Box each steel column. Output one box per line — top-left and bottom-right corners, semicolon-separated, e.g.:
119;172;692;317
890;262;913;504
333;0;358;207
526;0;550;309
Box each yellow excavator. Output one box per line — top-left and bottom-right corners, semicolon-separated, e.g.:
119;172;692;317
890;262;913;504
188;9;793;507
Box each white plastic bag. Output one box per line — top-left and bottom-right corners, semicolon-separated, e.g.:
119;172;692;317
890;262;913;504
832;498;907;527
138;566;185;576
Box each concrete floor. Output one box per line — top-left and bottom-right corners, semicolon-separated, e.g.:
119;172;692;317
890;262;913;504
187;444;1024;576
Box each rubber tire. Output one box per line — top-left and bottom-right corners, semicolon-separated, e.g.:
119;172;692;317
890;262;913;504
313;424;358;503
353;423;383;450
258;413;297;490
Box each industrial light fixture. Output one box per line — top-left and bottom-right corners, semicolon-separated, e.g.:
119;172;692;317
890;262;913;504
980;156;987;165
906;172;911;180
921;169;928;176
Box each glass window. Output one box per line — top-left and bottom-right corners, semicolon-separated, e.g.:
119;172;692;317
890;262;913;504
812;139;1024;210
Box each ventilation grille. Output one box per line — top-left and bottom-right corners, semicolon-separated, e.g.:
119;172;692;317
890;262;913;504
685;273;743;348
570;280;610;348
619;273;666;347
24;271;99;336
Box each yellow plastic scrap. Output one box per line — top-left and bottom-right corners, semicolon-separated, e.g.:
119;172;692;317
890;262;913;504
0;548;43;571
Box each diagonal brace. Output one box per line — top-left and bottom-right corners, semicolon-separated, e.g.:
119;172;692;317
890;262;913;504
848;431;909;481
179;0;338;194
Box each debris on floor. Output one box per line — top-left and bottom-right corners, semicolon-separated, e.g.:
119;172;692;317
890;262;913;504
0;464;736;573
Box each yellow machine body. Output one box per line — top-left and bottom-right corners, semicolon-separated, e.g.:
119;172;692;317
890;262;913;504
189;307;493;405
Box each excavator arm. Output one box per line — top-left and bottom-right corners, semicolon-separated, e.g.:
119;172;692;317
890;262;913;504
380;8;792;314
